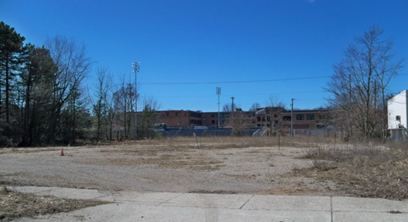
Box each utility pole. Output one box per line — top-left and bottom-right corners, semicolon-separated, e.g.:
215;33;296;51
291;98;294;137
132;62;140;138
230;96;235;135
231;97;235;112
216;87;221;128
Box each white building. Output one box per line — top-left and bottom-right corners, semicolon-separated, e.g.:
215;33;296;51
388;90;408;129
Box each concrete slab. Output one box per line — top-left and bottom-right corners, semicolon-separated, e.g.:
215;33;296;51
7;186;59;194
161;193;253;209
7;186;108;201
333;196;408;213
334;211;408;222
14;203;332;222
242;195;331;211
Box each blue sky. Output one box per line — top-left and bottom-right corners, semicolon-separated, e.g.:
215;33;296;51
2;0;408;112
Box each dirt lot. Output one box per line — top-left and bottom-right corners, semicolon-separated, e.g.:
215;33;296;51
0;137;342;197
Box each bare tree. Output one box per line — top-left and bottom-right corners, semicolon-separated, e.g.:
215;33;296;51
113;76;137;139
230;109;249;136
93;67;109;142
138;95;161;139
45;35;92;144
222;102;237;112
249;102;261;111
264;95;286;135
104;74;115;140
325;26;405;141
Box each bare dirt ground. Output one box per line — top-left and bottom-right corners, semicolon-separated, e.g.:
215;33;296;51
0;137;341;197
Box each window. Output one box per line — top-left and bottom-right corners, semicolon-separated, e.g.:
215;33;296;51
267;116;271;121
319;115;325;119
175;112;178;116
283;116;291;121
396;115;401;121
166;112;169;117
306;114;315;120
211;114;215;117
212;120;215;124
296;114;305;120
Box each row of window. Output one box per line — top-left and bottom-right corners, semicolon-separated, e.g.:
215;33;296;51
295;114;326;120
166;112;187;117
165;112;202;118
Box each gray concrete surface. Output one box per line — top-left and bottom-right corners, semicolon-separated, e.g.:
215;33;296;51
8;186;408;222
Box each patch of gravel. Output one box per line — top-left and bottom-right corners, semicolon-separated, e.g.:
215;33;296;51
0;145;338;196
0;187;108;221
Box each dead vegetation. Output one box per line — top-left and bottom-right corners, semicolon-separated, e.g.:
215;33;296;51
0;186;108;221
104;135;339;150
298;143;408;200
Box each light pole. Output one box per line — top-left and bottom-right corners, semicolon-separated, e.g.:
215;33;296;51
132;62;140;138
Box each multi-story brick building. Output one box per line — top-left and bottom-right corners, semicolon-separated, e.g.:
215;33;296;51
280;109;329;129
157;110;203;127
156;108;330;129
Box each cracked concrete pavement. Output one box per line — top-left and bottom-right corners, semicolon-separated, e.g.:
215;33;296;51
7;186;408;222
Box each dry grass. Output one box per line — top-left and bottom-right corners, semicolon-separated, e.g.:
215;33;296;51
299;144;408;200
0;186;109;221
107;135;339;150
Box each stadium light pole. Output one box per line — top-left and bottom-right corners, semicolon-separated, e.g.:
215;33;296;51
216;87;221;128
132;62;140;138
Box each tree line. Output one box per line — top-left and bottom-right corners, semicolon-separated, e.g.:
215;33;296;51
0;21;159;147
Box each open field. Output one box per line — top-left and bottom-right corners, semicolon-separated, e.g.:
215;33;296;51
0;136;406;200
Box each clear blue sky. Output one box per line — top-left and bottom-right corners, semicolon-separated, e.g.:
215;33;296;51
2;0;408;112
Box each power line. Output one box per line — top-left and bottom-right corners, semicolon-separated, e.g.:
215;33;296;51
142;76;331;85
155;90;326;98
140;73;408;86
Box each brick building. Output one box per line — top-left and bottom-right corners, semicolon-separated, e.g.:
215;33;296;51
280;109;329;129
156;108;329;129
157;110;203;127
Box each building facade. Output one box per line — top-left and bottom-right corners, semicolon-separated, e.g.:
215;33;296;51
156;108;330;129
157;110;203;127
388;90;408;129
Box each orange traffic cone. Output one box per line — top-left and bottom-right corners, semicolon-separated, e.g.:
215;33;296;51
61;148;64;156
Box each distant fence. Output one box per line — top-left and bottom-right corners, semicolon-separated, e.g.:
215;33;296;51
289;129;338;137
158;127;262;137
157;127;339;138
389;129;407;143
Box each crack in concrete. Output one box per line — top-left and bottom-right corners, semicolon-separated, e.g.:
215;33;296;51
156;193;185;207
330;196;333;222
239;195;254;209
